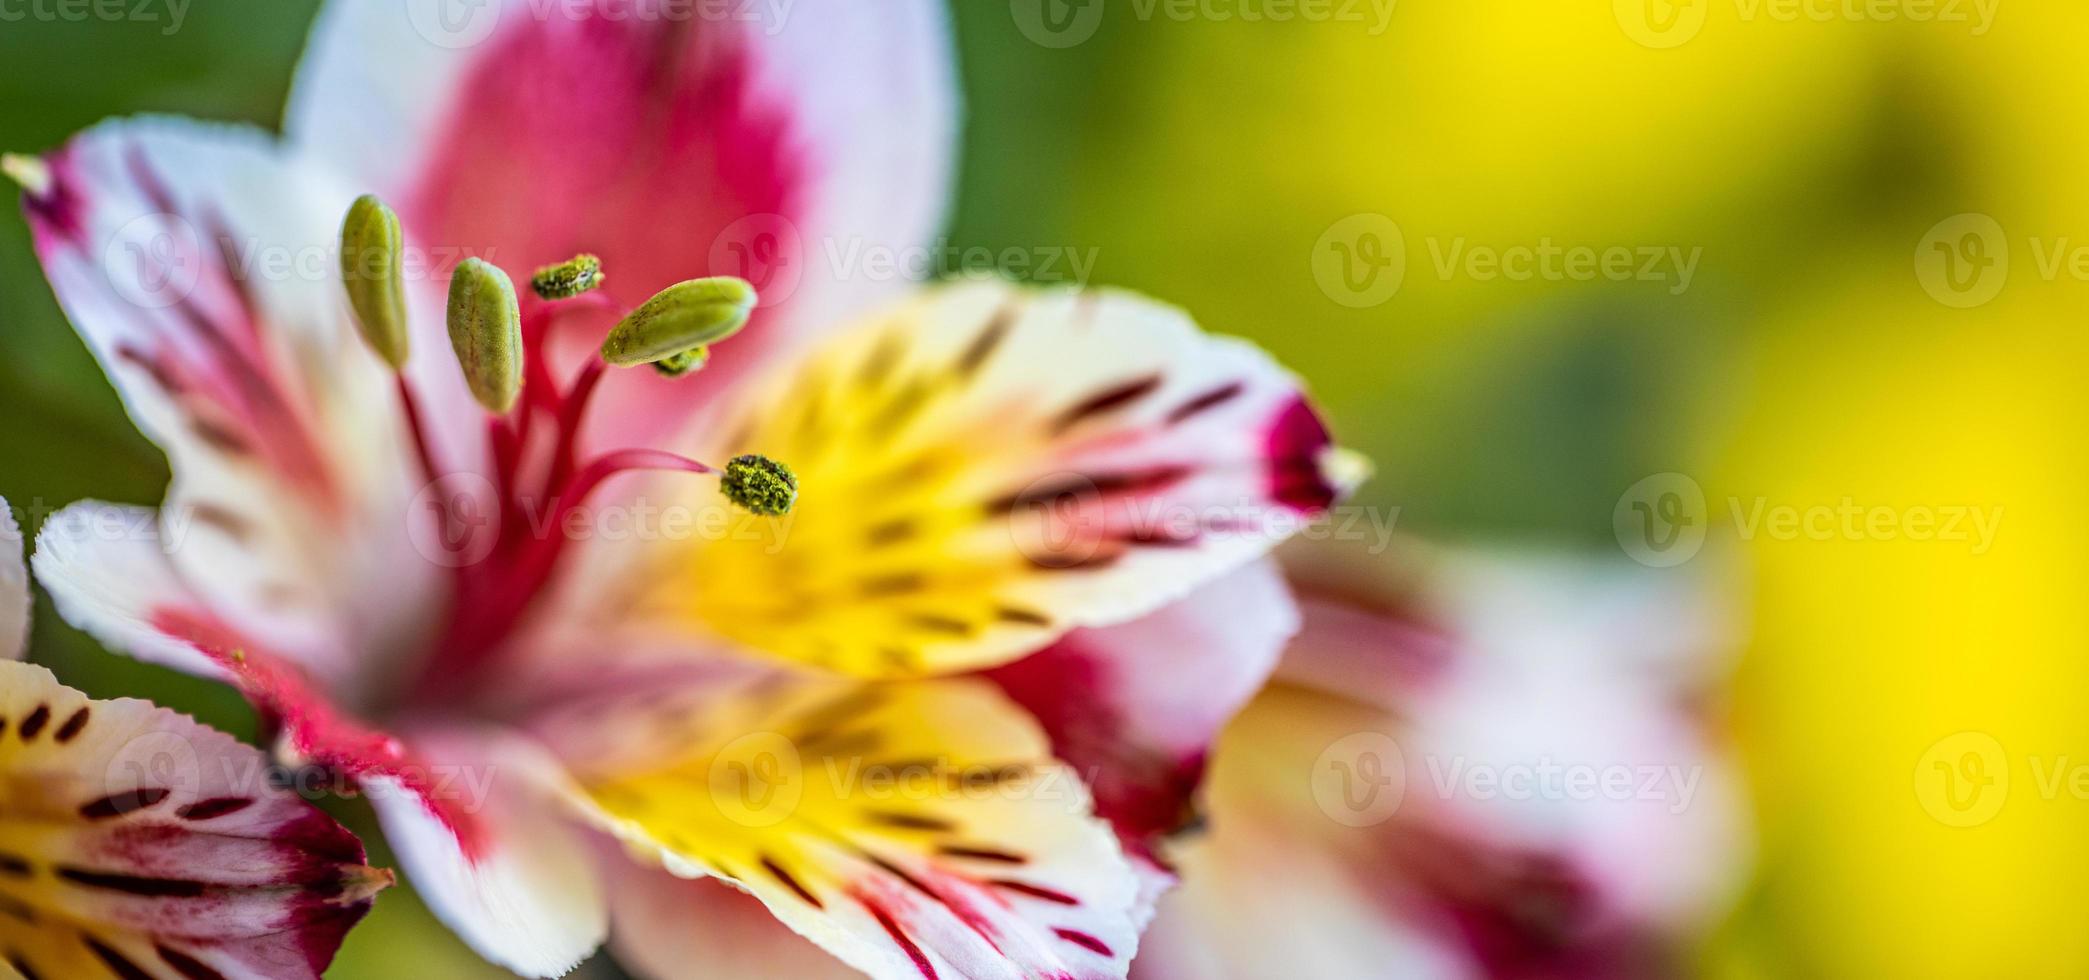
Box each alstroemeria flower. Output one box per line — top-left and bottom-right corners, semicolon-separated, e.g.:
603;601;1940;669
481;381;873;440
0;498;390;979
10;3;1354;977
1132;542;1747;979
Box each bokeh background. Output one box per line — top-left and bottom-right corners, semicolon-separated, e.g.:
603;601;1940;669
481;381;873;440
3;1;2083;977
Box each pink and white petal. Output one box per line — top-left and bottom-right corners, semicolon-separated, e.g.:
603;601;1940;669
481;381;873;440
607;864;859;980
287;0;959;451
0;660;389;980
579;280;1358;680
362;726;609;979
15;118;450;692
0;500;27;661
1133;836;1464;980
31;502;607;975
1121;681;1469;980
1298;546;1747;938
33;502;338;686
985;560;1298;852
542;667;1145;980
1142;546;1748;979
1273;536;1458;707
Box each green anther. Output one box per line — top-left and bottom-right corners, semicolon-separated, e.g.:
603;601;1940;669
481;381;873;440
530;253;604;300
339;195;410;369
652;346;709;378
720;454;797;516
446;257;524;413
601;277;756;367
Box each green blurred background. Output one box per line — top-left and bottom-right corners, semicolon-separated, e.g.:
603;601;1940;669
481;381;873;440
4;1;2085;977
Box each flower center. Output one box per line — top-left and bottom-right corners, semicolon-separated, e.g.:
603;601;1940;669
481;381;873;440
335;196;790;703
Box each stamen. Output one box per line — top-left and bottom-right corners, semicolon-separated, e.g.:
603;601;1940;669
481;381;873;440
339;195;410;369
1318;446;1374;496
719;454;798;516
600;276;757;368
564;449;719;508
394;377;446;495
446;257;525;413
545;358;607;494
1;153;50;196
529;253;605;300
652;346;709;378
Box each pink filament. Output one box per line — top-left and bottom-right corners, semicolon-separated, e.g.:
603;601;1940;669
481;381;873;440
404;297;715;700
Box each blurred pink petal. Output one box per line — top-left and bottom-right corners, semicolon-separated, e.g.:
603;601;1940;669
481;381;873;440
988;559;1299;855
1134;544;1747;980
